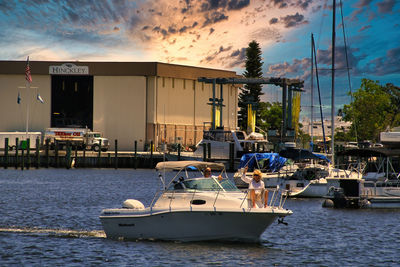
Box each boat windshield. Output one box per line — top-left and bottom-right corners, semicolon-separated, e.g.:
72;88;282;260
168;178;240;192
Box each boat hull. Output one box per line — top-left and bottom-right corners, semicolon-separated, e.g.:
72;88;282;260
100;208;290;242
287;182;328;198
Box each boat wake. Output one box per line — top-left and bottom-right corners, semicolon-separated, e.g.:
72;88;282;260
0;226;106;239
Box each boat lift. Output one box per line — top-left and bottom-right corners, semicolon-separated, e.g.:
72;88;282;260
197;77;304;141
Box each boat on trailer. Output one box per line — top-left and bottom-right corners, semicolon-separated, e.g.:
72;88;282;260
100;161;292;242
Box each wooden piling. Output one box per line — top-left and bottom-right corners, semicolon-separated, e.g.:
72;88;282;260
21;140;24;171
4;138;8;169
55;140;59;168
207;143;211;160
98;139;102;168
150;140;153;168
15;137;19;169
177;143;181;161
74;145;78;168
27;138;30;170
202;143;207;161
36;138;40;169
134;140;137;169
114;139;118;169
82;144;86;168
229;142;234;172
66;141;71;169
45;138;49;168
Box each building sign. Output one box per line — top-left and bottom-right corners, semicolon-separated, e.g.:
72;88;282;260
49;63;89;75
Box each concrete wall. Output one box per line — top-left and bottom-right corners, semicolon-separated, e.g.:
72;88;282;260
94;76;146;150
0;74;50;132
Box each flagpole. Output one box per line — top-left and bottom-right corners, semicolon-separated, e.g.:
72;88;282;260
26;80;30;138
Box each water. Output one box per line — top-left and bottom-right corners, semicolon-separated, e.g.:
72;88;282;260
1;168;399;266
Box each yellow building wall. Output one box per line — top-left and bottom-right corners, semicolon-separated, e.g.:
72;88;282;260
94;76;146;150
0;74;50;132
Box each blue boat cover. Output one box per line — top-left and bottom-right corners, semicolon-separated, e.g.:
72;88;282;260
279;148;331;162
238;153;288;172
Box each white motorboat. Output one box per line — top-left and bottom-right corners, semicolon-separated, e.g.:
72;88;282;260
323;148;400;209
193;129;271;159
100;161;292;242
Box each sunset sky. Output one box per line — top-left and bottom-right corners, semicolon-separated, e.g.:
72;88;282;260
0;0;399;119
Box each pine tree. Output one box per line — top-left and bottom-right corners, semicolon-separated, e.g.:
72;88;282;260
238;40;264;131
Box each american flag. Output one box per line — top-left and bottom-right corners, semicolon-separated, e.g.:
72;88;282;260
25;56;32;83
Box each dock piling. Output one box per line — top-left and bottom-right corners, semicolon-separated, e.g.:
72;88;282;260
4;138;9;169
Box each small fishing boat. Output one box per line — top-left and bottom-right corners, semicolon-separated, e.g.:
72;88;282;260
100;161;292;242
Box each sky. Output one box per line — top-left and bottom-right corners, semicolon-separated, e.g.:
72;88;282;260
0;0;399;120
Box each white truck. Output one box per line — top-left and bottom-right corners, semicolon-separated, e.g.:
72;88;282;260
0;132;42;150
44;128;109;151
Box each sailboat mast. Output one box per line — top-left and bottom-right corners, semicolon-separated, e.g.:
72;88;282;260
311;33;314;150
331;0;336;166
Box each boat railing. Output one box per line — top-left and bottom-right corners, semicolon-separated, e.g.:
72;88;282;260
152;186;289;211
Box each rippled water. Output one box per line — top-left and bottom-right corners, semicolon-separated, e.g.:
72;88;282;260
1;168;399;266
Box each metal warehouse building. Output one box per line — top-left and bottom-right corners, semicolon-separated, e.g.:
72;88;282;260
0;61;239;151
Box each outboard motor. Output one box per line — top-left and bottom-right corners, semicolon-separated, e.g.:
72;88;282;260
332;188;347;208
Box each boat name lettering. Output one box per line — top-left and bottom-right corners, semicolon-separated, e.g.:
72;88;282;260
49;63;89;75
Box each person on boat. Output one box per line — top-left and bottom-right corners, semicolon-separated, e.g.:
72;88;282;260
203;167;223;181
241;167;268;208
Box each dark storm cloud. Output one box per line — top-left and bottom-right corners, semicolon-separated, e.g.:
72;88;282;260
281;12;307;28
377;0;396;14
363;46;400;76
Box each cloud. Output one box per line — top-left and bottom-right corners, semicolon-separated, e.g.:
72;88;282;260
358;25;371;32
267;45;365;80
377;0;396;14
0;1;16;15
200;0;250;12
267;58;311;80
0;0;323;70
356;0;374;8
202;11;229;27
270;0;288;9
281;12;308;28
362;46;400;76
269;18;279;24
